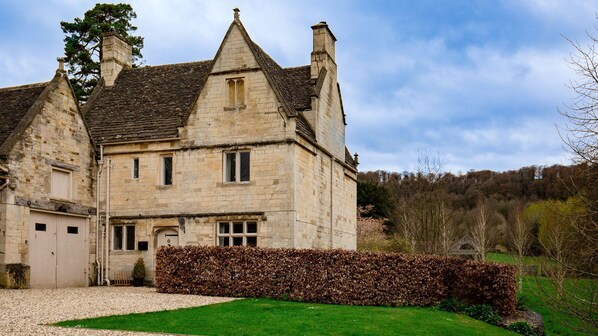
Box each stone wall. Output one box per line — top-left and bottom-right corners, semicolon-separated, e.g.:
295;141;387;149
0;75;96;287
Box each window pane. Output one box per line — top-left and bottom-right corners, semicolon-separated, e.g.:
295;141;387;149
219;222;230;234
232;237;243;246
225;153;236;182
246;222;257;234
35;223;46;231
237;79;244;105
233;222;243;234
126;226;135;250
162;156;173;185
228;79;236;106
113;226;123;250
133;158;139;179
240;152;250;182
219;237;229;247
247;236;257;247
67;226;78;234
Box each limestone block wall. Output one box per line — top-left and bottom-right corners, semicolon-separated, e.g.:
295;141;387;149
211;23;259;74
294;137;356;250
107;209;295;283
0;76;96;286
101;142;294;216
314;66;346;160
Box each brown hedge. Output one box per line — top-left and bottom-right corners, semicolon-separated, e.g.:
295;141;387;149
155;246;516;316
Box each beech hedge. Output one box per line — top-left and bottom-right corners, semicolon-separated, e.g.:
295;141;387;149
155;246;516;316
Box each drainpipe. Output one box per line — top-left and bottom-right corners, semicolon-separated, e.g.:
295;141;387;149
105;157;111;286
95;146;103;285
330;156;334;248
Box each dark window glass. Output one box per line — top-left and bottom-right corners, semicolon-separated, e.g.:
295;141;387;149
233;222;244;234
35;223;46;231
246;222;257;234
163;156;173;185
246;236;257;247
67;226;78;234
226;153;236;182
126;226;135;250
113;226;123;250
232;237;243;246
219;237;229;246
219;222;229;234
240;152;250;182
133;158;139;179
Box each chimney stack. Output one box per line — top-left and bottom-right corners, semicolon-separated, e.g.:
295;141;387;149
311;21;337;79
100;32;132;86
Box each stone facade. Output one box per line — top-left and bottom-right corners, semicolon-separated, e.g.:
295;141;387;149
0;11;356;287
0;74;96;287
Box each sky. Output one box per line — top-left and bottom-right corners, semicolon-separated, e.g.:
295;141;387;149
0;0;596;173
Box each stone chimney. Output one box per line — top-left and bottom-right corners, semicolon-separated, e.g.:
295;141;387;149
100;32;132;86
310;21;337;79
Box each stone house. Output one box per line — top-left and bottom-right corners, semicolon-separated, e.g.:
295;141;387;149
0;10;357;288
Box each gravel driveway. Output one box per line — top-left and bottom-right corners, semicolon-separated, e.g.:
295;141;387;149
0;287;236;335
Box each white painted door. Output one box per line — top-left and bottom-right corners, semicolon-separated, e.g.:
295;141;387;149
156;229;179;248
29;211;88;288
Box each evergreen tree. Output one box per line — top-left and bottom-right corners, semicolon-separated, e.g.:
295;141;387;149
60;3;144;101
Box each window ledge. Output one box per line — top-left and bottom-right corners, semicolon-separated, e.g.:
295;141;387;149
224;105;246;112
110;250;137;255
219;181;254;187
50;197;75;204
157;185;174;190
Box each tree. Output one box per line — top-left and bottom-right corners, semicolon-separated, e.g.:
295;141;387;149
470;199;494;261
357;180;394;219
61;3;144;101
509;202;533;291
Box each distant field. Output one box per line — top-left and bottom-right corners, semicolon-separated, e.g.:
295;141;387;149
55;298;515;336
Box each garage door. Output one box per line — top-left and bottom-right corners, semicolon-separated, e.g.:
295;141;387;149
28;211;88;288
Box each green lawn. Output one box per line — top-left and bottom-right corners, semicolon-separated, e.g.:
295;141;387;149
55;298;515;336
488;252;597;335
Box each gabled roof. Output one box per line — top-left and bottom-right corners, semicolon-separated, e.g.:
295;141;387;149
84;61;213;144
0;82;48;153
85;18;320;145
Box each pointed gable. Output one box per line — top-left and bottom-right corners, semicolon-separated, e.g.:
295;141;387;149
0;82;49;156
211;23;260;73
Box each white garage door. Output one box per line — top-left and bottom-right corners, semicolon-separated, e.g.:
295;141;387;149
28;211;88;288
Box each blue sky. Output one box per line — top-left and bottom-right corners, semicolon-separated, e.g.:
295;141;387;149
1;0;596;173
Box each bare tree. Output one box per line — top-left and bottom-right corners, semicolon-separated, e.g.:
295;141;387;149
510;203;533;291
470;199;495;261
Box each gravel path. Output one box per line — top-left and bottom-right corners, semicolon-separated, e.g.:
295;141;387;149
0;287;236;335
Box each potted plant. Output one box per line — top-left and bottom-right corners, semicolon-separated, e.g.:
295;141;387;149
131;258;145;287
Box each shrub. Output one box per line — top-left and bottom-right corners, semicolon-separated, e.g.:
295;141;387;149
438;297;467;313
155;246;517;315
132;258;145;279
507;321;536;336
463;304;502;325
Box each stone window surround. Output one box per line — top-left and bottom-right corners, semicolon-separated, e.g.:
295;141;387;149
132;157;139;180
216;220;258;247
112;224;135;251
160;154;174;186
50;166;72;201
223;150;250;183
224;77;246;111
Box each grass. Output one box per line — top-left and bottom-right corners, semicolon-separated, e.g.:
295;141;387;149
488;252;597;336
55;298;515;336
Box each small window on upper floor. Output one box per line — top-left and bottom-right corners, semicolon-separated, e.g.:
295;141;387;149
132;158;139;179
51;167;72;200
224;151;250;183
162;155;173;186
226;77;245;110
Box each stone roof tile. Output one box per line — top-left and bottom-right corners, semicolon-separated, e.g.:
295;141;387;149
0;82;48;149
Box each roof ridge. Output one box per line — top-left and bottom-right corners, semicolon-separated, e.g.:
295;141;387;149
284;65;310;70
124;60;214;71
0;81;49;92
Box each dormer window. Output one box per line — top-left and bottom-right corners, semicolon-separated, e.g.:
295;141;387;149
226;77;245;110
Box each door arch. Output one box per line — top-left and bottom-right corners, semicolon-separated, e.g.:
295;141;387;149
155;228;179;249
